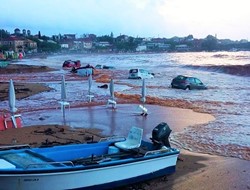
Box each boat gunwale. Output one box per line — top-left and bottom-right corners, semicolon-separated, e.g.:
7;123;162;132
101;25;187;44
0;143;180;175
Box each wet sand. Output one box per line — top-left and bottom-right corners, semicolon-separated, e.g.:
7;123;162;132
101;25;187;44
159;150;250;190
0;63;249;190
0;125;103;147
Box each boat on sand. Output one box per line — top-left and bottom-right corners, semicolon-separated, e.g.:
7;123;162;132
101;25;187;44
0;122;179;190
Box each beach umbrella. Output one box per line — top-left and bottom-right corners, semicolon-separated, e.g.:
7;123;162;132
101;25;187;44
107;78;116;108
139;79;147;116
141;79;146;105
61;75;67;101
60;75;69;122
8;79;17;128
87;74;94;102
88;74;92;96
110;78;114;100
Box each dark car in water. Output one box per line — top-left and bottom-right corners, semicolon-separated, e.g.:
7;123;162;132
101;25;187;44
62;60;81;68
171;75;207;90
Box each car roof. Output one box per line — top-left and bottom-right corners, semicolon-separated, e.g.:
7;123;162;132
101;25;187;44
176;75;199;79
129;68;150;71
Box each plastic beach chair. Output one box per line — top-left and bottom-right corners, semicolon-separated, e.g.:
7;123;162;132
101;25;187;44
106;99;116;108
115;127;143;150
58;101;70;111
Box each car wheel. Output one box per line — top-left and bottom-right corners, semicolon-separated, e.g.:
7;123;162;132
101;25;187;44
185;86;191;90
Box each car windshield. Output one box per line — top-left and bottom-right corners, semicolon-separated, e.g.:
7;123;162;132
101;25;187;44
130;69;138;73
139;69;146;73
195;78;202;84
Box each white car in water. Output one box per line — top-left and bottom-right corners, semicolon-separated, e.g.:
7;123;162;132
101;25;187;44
128;69;154;79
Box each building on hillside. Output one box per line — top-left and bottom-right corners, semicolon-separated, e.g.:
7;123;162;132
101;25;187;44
136;45;147;52
0;36;37;53
73;40;81;50
96;41;110;47
24;39;37;53
175;44;190;52
78;38;93;49
59;34;80;51
0;36;24;52
59;39;74;50
151;38;167;43
63;34;76;40
60;43;69;49
158;43;171;50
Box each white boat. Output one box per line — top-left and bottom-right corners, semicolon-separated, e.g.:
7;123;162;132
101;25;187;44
0;122;179;190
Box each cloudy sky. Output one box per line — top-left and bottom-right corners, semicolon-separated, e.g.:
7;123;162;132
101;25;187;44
1;0;250;40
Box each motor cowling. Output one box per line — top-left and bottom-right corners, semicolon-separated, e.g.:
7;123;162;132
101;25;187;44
151;122;172;147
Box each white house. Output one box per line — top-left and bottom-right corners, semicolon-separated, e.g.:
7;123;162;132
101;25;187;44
136;45;147;52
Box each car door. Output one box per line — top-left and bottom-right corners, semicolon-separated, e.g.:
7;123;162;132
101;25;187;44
140;69;146;78
143;69;153;79
188;77;196;89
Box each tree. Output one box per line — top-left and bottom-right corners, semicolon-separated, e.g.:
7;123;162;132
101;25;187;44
0;45;10;52
0;29;10;39
38;41;61;52
97;35;113;44
201;35;218;51
27;36;60;53
114;37;137;52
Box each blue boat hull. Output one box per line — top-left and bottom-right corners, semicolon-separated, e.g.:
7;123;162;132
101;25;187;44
0;140;179;190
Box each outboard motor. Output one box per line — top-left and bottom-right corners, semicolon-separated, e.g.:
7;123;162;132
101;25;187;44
151;122;172;148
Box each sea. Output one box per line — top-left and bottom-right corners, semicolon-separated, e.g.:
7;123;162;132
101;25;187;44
1;51;250;160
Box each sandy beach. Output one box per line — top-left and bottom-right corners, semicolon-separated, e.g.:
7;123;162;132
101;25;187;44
0;63;249;190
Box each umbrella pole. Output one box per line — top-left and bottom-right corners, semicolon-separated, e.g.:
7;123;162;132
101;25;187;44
140;79;147;116
88;90;91;102
62;105;66;126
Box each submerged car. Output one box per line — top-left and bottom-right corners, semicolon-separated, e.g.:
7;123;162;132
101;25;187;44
128;69;154;79
95;64;115;69
62;60;81;68
171;75;207;90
